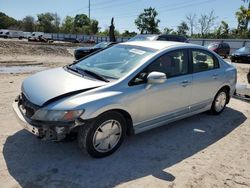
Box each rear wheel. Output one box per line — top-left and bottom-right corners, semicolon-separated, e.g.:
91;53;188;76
210;89;229;115
78;111;126;158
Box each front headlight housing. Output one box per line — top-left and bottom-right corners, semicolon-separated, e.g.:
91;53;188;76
31;109;84;122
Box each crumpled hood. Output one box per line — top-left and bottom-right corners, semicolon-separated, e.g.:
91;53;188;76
21;67;106;106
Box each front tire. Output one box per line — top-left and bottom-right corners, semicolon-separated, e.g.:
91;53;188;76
78;111;126;158
210;89;229;115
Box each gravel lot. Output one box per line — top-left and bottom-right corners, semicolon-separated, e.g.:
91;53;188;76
0;40;250;188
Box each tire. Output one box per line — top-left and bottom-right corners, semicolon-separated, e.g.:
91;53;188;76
78;111;126;158
231;58;235;62
210;89;229;115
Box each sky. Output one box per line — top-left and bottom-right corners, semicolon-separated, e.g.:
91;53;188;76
0;0;247;33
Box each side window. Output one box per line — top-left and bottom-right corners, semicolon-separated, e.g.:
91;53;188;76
129;50;189;86
147;50;188;78
192;50;219;73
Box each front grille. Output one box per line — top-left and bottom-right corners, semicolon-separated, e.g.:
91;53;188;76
19;93;40;119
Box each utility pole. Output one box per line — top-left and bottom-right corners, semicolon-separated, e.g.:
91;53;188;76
88;0;91;19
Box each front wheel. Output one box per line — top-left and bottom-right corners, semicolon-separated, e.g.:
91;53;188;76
78;111;126;158
210;89;229;115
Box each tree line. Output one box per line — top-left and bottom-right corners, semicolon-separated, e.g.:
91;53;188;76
135;2;250;39
0;0;250;39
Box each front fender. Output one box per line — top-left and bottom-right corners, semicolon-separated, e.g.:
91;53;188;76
80;103;130;120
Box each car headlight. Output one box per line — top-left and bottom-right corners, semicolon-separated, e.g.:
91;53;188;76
31;109;84;122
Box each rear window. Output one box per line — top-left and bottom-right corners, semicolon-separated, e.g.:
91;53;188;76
192;49;219;73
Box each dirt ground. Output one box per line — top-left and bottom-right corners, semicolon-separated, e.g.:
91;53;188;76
0;40;250;188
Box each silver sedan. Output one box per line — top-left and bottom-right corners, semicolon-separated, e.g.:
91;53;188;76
13;41;237;158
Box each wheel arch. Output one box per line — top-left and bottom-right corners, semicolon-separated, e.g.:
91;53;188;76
217;85;231;104
82;108;134;136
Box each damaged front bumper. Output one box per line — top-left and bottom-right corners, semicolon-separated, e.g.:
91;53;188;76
12;100;77;141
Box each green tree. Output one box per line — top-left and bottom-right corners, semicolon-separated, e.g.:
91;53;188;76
121;30;137;37
37;12;55;32
53;13;61;32
162;27;174;34
177;21;189;36
22;16;35;32
235;6;250;30
135;7;160;34
89;19;99;34
74;14;90;27
0;12;18;29
216;21;229;38
61;16;74;33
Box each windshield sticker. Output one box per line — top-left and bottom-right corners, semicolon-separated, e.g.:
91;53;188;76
129;48;146;55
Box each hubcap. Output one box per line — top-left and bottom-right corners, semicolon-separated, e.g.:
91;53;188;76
215;92;227;112
93;120;122;153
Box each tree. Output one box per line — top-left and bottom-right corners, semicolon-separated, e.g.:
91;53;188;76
242;0;250;9
0;12;18;29
74;14;90;28
186;13;196;36
73;14;91;34
53;13;60;32
177;21;189;35
197;10;217;37
162;27;174;34
22;16;35;32
89;19;99;34
135;7;160;34
37;12;56;32
236;6;250;30
216;21;229;38
61;16;74;33
122;30;137;37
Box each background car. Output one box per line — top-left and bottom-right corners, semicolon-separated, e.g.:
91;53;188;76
74;41;117;60
207;42;230;58
231;47;250;63
128;34;188;43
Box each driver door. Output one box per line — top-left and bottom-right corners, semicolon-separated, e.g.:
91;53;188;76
127;49;192;129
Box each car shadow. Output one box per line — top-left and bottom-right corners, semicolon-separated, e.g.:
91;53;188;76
3;107;246;188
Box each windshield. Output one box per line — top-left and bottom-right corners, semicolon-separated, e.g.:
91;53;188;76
74;44;156;80
94;42;110;48
237;47;250;53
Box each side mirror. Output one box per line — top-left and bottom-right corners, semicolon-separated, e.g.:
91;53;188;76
147;71;167;85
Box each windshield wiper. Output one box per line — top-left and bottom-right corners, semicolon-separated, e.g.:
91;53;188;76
66;65;85;76
76;67;109;82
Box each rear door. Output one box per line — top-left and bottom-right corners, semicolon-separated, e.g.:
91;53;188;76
190;49;224;111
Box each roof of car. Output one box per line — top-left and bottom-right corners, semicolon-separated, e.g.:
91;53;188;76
122;40;196;50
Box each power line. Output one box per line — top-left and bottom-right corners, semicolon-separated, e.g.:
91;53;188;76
95;0;217;21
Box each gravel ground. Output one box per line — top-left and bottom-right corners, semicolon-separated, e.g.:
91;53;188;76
0;40;250;188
